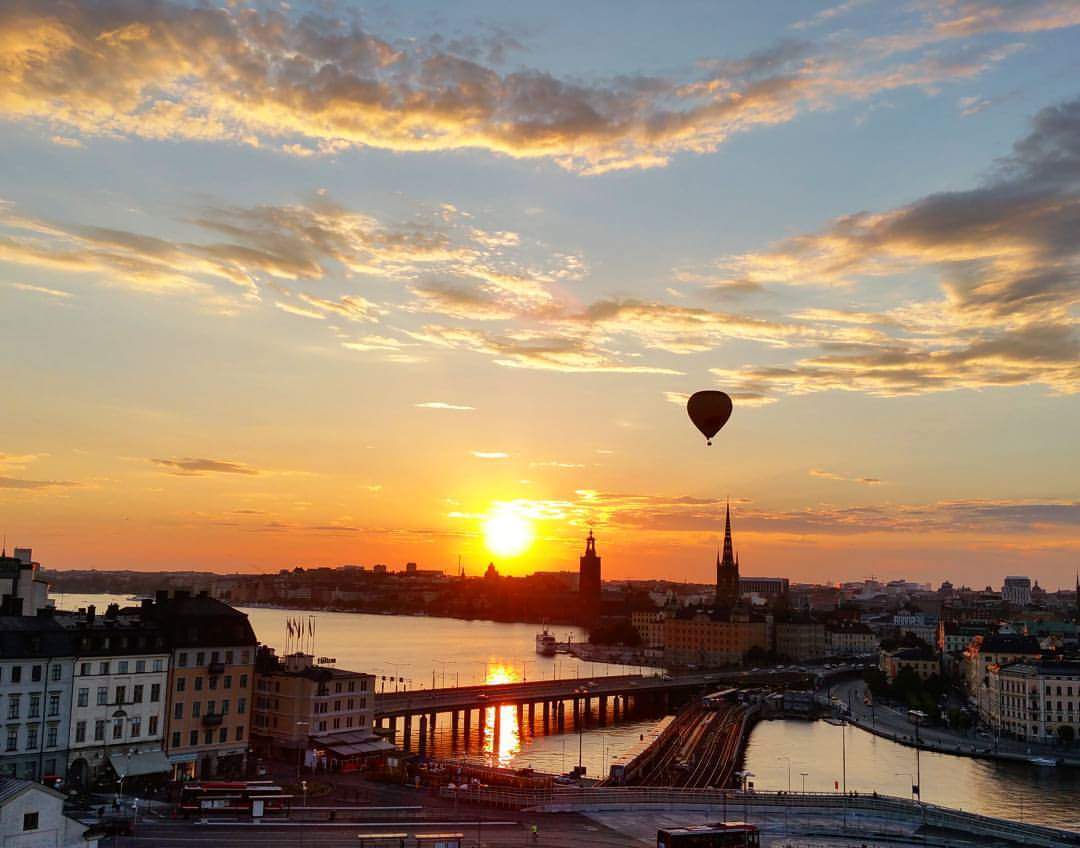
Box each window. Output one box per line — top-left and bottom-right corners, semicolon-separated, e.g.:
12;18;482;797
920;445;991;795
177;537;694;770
218;727;227;743
203;729;213;745
225;650;234;664
115;685;126;705
171;731;181;748
80;662;91;676
8;694;20;720
94;720;105;741
176;677;186;692
192;702;201;718
196;652;205;666
26;725;38;749
173;703;184;720
151;683;161;702
241;650;250;664
99;662;110;675
221;699;229;715
112;719;123;740
31;665;42;682
194;677;203;691
118;661;129;674
149;715;158;735
136;660;146;673
46;725;58;748
224;675;232;689
133;685;144;703
48;692;60;717
97;687;108;706
240;674;248;688
28;693;41;718
209;675;217;690
235;725;244;741
11;666;21;683
5;729;16;751
77;688;88;708
178;652;188;668
75;721;87;743
153;659;164;673
23;812;38;832
237;697;246;714
50;664;61;682
189;729;198;746
130;717;141;738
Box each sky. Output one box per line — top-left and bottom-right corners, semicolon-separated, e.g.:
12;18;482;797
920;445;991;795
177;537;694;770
1;0;1079;588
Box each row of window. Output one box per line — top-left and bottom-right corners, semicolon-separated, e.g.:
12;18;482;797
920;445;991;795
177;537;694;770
175;673;247;693
4;723;61;752
73;714;159;743
0;664;63;684
172;697;247;720
169;725;244;747
76;683;161;708
78;658;165;676
176;649;251;667
4;692;62;720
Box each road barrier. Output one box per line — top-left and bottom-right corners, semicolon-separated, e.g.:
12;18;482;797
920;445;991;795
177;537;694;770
439;786;1078;847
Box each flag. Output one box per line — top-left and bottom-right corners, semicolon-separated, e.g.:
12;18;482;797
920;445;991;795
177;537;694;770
834;780;839;790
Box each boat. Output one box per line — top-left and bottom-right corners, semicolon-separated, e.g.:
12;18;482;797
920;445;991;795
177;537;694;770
1029;756;1059;767
535;628;557;656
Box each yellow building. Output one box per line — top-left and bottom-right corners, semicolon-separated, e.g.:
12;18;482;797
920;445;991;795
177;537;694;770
649;610;769;668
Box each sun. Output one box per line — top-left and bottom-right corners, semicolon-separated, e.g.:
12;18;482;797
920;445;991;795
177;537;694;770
483;510;534;558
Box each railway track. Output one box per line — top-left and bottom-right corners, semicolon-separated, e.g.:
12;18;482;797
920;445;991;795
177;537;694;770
630;701;749;789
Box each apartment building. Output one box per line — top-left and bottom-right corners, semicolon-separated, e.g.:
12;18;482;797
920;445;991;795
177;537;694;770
985;659;1080;743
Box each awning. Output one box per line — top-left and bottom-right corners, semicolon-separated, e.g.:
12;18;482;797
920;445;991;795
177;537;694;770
322;739;395;757
108;750;171;777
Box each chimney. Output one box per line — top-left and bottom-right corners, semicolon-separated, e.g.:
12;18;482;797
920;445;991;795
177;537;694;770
87;604;96;625
155;589;168;605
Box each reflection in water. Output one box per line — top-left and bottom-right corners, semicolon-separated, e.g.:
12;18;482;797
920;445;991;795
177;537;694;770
481;665;521;767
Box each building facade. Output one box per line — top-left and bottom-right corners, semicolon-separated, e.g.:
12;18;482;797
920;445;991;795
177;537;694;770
825;621;878;657
879;647;939;683
775;617;826;662
656;610;769;667
0;548;51;617
984;660;1080;743
0;779;91;847
0;618;74;782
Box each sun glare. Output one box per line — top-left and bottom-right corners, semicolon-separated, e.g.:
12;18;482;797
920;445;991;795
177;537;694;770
483;510;534;557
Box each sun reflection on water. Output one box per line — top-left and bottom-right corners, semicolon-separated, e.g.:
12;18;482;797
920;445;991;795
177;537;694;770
482;664;521;767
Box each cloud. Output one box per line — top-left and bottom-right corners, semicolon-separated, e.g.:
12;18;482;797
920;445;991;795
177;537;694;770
0;0;1063;174
9;282;73;298
150;457;261;476
471;451;510;459
0;453;45;470
415;402;474;411
809;468;883;485
0;476;80;489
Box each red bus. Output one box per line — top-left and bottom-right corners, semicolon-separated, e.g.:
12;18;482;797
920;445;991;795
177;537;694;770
177;781;292;819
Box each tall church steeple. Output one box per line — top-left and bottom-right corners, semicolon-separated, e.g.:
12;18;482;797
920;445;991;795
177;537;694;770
715;500;740;607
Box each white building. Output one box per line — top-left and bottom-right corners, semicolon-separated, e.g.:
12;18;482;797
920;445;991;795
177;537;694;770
0;548;51;617
1002;576;1033;607
986;660;1080;743
0;619;75;782
0;778;94;847
60;606;171;789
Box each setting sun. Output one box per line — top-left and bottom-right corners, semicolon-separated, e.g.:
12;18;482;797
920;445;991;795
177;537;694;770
483;510;534;558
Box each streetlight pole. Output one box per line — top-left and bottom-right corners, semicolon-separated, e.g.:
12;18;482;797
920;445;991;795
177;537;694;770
295;721;309;783
777;756;791;792
800;772;807;794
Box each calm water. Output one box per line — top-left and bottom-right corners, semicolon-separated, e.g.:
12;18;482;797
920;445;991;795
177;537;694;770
744;718;1080;831
57;594;1080;826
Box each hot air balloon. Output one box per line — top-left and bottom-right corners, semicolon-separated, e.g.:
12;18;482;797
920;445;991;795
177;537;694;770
687;390;733;445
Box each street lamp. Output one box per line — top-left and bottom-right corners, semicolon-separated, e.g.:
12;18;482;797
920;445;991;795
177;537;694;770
800;772;807;794
777;755;792;792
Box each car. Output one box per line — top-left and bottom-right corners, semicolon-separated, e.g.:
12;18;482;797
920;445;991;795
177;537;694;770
86;817;133;838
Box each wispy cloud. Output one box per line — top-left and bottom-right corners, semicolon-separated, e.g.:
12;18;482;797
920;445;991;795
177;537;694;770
150;457;261;477
415;402;475;411
9;282;73;298
0;476;80;489
809;468;883;485
471;451;510;459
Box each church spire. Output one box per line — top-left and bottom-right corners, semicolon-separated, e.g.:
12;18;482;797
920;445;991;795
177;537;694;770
721;499;735;568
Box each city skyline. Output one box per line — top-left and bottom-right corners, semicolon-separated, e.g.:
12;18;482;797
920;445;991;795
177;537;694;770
2;1;1079;586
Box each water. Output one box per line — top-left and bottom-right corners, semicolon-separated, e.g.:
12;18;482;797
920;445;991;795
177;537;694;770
743;718;1080;831
56;594;1080;826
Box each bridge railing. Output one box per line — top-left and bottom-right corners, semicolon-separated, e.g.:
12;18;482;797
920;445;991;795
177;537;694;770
437;786;1078;847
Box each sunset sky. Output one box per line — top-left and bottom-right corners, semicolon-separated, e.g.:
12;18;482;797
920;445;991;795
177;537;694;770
2;0;1079;587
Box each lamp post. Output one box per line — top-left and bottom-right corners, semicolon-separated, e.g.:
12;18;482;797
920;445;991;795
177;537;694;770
800;772;808;794
777;755;792;792
109;705;131;806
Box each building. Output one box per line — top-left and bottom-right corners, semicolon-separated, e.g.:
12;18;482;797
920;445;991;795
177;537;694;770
774;617;826;662
251;650;385;771
964;633;1042;717
0;778;92;847
0;617;74;782
0;547;51;617
578;531;602;619
714;504;739;608
1002;576;1033;607
985;659;1080;744
937;620;986;655
879;646;939;683
60;604;171;790
738;577;789;599
144;591;257;780
825;621;878;657
653;608;769;668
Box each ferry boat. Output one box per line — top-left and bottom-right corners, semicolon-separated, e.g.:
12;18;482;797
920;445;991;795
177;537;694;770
535;629;557;656
1029;756;1059;767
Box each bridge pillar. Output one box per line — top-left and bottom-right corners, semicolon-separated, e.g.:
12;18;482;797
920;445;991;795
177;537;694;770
584;696;591;724
599;695;608;725
403;715;412;750
556;699;565;730
493;704;502;746
527;701;535;731
516;703;524;730
429;712;437;736
418;715;427;755
572;697;580;726
542;700;550;725
613;695;620;721
463;708;471;745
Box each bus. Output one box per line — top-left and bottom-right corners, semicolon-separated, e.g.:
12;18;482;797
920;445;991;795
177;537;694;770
657;823;760;848
177;780;292;819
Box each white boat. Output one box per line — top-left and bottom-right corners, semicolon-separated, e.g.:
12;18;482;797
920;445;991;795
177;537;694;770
1029;756;1059;767
536;629;557;656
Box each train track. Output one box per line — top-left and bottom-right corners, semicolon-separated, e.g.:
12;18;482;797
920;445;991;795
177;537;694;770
630;702;749;789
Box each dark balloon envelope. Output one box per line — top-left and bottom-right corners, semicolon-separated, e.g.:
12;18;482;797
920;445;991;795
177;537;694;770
686;390;733;445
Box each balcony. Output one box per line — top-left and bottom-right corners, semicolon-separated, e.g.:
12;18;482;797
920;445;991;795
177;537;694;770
207;661;225;675
202;712;224;727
